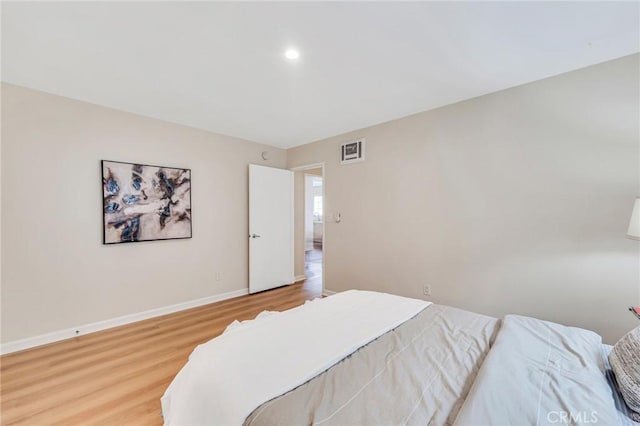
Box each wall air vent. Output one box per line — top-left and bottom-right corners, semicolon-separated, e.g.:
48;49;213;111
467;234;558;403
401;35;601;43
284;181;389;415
340;138;365;165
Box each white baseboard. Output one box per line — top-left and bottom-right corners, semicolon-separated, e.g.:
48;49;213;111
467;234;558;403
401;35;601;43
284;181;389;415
294;275;307;283
0;288;248;355
323;289;337;296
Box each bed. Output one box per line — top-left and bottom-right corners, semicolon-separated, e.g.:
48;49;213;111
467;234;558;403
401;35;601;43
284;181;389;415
161;290;639;426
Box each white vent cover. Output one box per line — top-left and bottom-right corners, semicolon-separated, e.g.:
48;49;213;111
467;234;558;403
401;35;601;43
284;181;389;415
340;138;365;164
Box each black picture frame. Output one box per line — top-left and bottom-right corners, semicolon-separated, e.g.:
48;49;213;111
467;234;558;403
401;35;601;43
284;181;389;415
101;160;192;244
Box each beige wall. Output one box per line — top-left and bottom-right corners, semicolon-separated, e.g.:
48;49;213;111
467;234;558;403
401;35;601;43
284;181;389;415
288;54;640;343
3;55;638;346
1;83;286;343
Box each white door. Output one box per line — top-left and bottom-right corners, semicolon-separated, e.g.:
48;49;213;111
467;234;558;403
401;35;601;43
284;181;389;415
249;164;294;293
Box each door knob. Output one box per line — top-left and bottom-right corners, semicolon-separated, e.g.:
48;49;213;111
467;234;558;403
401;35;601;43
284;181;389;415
249;234;261;239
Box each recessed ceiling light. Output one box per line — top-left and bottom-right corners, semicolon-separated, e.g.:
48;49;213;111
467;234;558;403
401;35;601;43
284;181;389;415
284;49;300;60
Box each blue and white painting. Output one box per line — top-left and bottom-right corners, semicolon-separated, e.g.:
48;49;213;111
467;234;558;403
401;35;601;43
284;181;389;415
102;160;191;244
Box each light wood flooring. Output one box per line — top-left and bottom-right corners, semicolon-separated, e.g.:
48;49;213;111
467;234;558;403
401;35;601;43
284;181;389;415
0;280;322;425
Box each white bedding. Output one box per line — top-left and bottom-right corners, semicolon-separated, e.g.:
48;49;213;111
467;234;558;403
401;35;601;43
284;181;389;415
454;315;619;426
161;290;430;426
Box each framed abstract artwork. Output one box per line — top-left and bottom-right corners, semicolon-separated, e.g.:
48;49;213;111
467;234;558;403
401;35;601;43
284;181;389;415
102;160;192;244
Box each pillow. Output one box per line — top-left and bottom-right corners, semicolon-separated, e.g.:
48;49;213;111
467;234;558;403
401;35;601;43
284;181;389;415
610;325;640;422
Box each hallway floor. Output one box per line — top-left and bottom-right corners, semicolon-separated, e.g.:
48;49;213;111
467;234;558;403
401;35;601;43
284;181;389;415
304;243;323;293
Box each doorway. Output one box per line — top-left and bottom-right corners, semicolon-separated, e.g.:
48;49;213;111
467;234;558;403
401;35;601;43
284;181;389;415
291;163;324;296
304;173;323;290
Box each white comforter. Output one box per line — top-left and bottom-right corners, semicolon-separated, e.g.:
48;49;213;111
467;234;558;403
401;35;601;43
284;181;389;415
454;315;619;426
161;290;430;426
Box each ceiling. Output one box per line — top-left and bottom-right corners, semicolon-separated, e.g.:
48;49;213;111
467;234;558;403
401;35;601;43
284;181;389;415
2;2;639;149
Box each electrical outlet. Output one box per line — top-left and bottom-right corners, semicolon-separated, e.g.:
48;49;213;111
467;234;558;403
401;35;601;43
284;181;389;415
216;272;223;281
423;284;432;296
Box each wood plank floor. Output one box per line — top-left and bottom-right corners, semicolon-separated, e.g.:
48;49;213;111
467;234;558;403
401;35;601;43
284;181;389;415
0;281;322;425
